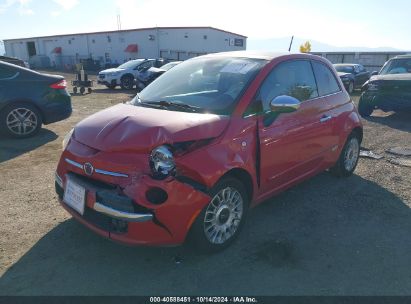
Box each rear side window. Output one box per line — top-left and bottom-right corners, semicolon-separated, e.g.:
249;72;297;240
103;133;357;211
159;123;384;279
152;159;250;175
0;64;18;79
259;60;318;111
312;61;340;96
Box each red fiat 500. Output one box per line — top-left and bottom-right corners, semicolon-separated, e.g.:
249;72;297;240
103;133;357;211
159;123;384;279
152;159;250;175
56;52;363;252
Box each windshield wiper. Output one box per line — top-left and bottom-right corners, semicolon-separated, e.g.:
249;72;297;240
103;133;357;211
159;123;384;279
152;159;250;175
143;100;202;113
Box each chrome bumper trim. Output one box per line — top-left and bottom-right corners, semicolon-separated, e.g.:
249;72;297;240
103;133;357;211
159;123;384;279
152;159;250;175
93;202;153;222
64;158;128;178
55;172;63;188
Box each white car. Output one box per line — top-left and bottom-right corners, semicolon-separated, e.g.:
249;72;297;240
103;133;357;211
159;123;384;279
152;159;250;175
98;59;160;89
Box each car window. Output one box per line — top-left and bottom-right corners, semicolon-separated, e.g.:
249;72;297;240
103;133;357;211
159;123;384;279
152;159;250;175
258;60;318;112
380;58;411;75
136;61;154;71
0;64;18;79
312;61;341;96
359;65;366;72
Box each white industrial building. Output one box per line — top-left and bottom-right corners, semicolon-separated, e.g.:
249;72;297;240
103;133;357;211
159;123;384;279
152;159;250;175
3;27;247;69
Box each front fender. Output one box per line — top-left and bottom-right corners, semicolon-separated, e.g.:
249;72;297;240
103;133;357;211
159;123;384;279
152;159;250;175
175;117;258;196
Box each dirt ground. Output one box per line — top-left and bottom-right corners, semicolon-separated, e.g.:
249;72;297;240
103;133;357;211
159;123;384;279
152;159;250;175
0;71;410;295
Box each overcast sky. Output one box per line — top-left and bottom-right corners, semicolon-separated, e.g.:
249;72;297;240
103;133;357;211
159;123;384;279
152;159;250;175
1;0;411;50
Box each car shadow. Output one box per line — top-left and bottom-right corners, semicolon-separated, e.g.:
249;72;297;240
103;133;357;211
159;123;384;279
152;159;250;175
1;173;410;295
364;111;411;132
0;129;58;163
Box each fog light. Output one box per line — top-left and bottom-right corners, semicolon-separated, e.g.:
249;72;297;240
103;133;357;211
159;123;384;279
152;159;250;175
146;187;168;205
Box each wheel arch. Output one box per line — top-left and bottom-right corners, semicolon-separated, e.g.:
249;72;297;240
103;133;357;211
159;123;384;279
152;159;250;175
0;98;44;122
217;167;254;202
121;73;134;80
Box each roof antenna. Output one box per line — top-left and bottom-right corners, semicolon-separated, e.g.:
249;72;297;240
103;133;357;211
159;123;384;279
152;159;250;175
288;35;294;52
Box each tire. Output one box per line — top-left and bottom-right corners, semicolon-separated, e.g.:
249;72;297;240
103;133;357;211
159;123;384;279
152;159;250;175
358;96;373;117
80;87;85;94
0;102;42;138
347;81;354;94
105;84;116;89
189;177;249;253
330;133;361;177
88;88;92;94
73;87;78;94
120;75;134;90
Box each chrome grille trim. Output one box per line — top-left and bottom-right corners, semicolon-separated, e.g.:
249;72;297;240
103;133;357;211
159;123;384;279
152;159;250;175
64;158;129;178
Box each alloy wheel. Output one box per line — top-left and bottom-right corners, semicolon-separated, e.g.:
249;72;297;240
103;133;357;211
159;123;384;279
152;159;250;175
6;107;38;136
344;137;360;171
203;186;244;245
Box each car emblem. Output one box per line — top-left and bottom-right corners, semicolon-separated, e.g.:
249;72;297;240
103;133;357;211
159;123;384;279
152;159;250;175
83;162;94;176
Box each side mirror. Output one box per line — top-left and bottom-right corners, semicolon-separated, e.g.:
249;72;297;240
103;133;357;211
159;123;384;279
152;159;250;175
371;71;378;76
270;95;300;113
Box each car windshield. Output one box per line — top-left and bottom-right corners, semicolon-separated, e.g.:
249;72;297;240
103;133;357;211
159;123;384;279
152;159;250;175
131;56;267;115
118;60;143;69
334;65;354;73
380;58;411;75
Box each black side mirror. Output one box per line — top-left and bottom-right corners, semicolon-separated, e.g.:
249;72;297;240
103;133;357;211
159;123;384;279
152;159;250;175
270;95;300;113
371;71;378;76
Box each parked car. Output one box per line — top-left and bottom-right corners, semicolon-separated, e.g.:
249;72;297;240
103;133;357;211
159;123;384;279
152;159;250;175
358;55;411;117
333;64;370;94
0;55;29;68
136;61;182;90
56;52;362;252
97;58;166;89
0;61;71;138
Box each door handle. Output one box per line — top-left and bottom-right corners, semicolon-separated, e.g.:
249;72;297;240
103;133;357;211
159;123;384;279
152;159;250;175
320;115;332;123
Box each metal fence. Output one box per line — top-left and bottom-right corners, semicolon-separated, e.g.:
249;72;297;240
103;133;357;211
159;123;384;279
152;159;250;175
311;51;411;72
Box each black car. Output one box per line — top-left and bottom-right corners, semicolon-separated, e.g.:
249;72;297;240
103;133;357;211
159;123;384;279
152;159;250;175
358;55;411;117
334;64;371;94
136;61;182;90
0;61;72;138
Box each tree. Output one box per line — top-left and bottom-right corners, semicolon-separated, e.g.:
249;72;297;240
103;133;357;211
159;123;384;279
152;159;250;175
299;41;312;53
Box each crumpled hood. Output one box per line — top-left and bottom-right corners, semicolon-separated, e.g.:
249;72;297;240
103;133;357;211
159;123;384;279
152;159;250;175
99;68;125;74
73;104;229;152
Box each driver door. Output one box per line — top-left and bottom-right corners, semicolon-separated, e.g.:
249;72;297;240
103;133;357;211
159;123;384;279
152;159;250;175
256;60;333;199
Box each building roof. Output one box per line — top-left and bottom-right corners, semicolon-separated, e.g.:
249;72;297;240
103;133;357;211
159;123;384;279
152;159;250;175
3;26;247;42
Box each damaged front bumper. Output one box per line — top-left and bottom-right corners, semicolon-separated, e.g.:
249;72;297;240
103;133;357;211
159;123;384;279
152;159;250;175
360;91;411;112
55;152;211;246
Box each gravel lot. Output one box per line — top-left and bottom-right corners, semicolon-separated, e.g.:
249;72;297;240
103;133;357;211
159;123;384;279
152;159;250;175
0;71;410;295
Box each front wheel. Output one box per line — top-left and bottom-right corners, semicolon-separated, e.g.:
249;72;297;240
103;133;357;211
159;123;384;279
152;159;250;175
347;81;354;94
120;75;134;90
330;133;361;177
358;96;373;117
189;178;248;252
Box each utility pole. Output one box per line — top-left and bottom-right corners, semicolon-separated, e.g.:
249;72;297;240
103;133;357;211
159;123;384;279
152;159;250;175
288;36;294;52
117;14;122;30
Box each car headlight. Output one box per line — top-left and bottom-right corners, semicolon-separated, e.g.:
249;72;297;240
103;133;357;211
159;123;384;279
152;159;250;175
150;145;175;178
62;128;74;150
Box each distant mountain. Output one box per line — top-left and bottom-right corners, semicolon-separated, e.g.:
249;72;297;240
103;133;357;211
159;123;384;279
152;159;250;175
247;37;403;52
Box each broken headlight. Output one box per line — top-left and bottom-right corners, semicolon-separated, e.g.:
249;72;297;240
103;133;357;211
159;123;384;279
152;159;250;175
150;145;175;178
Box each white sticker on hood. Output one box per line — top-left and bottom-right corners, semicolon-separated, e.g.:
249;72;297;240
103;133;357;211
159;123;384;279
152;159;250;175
220;61;258;74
